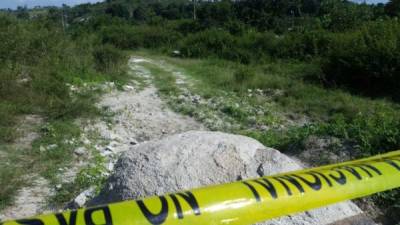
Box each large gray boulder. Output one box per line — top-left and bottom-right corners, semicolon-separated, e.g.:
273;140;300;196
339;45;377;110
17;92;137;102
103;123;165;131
90;131;372;225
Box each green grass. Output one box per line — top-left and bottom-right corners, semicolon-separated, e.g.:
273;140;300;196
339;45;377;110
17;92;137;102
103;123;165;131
49;150;108;208
0;120;82;209
0;146;30;210
0;15;130;209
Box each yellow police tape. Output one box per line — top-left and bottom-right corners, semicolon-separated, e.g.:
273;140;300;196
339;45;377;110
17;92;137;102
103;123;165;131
2;151;400;225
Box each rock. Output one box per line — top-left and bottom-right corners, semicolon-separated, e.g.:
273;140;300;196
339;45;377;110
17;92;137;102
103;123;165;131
74;147;86;156
90;131;367;225
172;50;181;56
107;162;115;171
39;145;46;153
100;147;114;157
129;139;138;145
81;137;91;145
104;146;115;153
191;95;201;104
259;125;269;131
123;85;135;92
257;109;265;115
17;78;31;84
71;187;96;208
47;144;58;150
178;95;187;102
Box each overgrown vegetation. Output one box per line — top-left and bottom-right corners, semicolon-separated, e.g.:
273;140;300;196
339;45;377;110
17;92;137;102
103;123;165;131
1;0;400;222
0;11;127;209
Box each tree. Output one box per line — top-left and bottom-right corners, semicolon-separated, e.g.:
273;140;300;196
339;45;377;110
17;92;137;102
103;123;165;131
16;6;29;19
105;2;130;18
385;0;400;17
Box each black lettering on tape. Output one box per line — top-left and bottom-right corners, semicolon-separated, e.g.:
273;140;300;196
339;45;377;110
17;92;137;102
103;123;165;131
362;163;382;175
253;178;278;199
353;164;382;177
292;173;322;191
339;166;362;180
16;219;44;225
384;157;400;171
137;196;168;225
309;171;333;187
169;192;201;219
329;169;347;185
385;160;400;171
84;206;112;225
56;211;77;225
242;181;261;202
273;175;304;196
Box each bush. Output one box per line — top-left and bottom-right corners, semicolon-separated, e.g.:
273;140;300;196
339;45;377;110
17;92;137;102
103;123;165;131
101;25;139;49
322;20;400;100
132;25;182;49
101;24;181;50
320;112;400;156
273;30;334;59
93;44;127;73
179;28;236;58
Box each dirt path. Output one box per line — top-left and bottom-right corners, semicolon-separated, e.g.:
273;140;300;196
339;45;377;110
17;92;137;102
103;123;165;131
0;115;53;220
90;57;204;148
0;56;204;221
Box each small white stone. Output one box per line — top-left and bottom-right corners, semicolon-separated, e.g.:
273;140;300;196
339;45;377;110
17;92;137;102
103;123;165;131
73;187;95;207
39;145;46;152
129;139;139;145
104;146;115;152
74;147;86;156
81;137;91;145
107;162;115;171
123;85;135;92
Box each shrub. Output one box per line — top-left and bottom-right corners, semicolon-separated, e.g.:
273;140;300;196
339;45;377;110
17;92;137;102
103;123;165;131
322;20;400;101
319;112;400;156
101;24;181;50
93;44;127;74
274;30;334;59
101;25;139;49
132;25;182;49
179;28;236;58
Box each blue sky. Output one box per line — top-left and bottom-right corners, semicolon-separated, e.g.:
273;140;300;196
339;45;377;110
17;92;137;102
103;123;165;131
353;0;389;3
0;0;390;10
0;0;104;9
